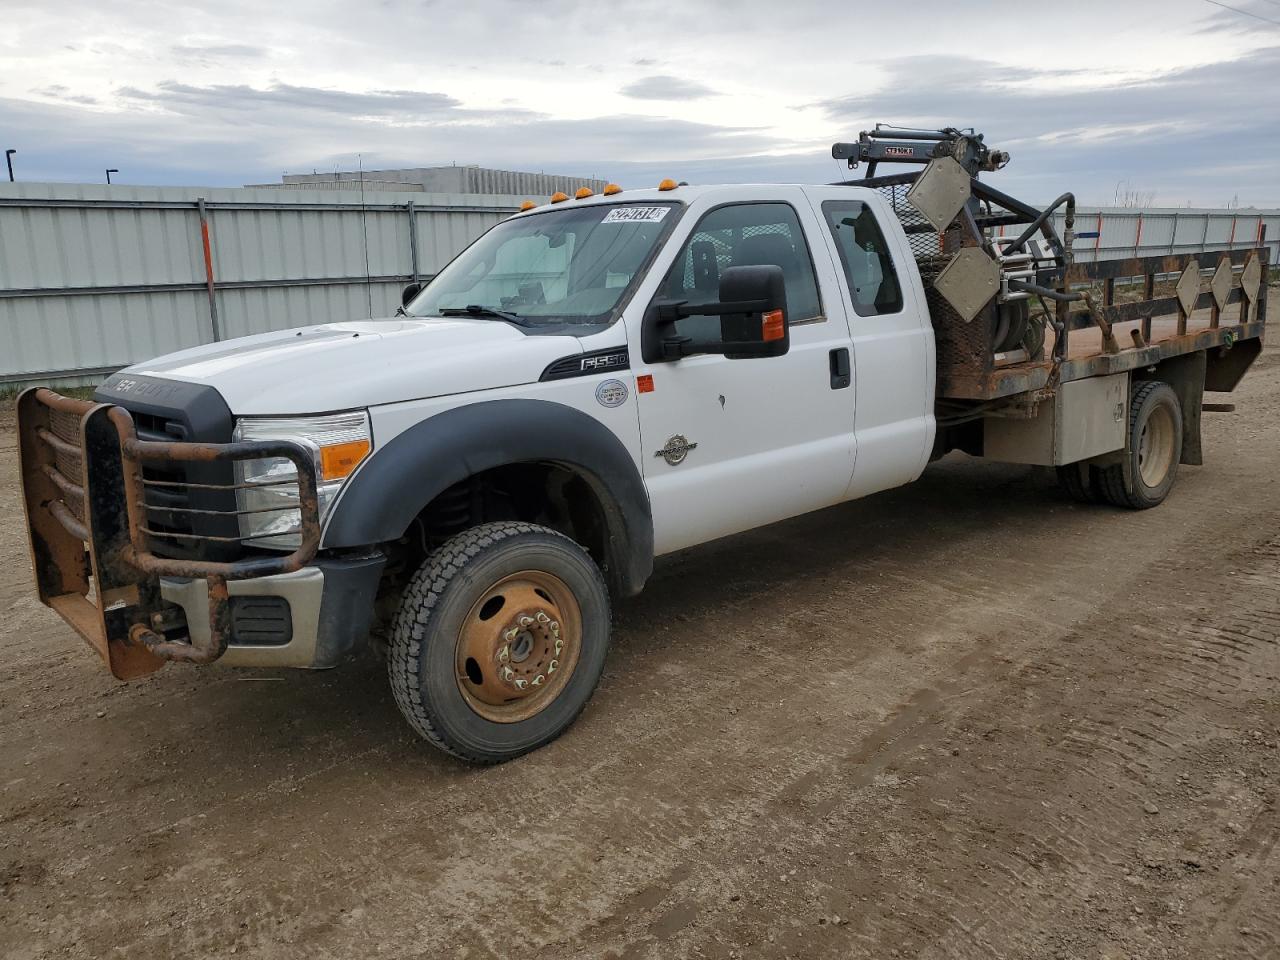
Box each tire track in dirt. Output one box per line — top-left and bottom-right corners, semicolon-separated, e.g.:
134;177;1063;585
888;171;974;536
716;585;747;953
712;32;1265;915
531;530;1280;960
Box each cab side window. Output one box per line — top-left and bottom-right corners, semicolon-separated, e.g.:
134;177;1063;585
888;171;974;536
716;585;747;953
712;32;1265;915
661;202;823;339
821;200;904;316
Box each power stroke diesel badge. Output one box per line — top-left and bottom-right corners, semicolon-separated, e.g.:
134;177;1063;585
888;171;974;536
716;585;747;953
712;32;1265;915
656;435;698;466
595;379;629;408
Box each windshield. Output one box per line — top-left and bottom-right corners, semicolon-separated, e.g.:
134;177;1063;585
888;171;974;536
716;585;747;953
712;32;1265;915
406;201;681;327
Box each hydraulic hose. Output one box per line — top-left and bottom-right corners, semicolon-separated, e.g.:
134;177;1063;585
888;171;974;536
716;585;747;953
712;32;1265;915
1003;193;1076;258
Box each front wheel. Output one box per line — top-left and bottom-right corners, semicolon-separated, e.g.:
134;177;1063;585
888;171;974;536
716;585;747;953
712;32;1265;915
388;521;611;764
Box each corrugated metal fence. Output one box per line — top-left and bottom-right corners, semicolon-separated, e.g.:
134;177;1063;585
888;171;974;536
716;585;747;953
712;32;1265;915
0;182;523;387
1050;206;1278;264
2;183;1276;389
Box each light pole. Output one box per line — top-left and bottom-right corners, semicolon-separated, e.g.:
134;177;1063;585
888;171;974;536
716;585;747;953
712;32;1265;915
105;168;118;184
4;149;14;182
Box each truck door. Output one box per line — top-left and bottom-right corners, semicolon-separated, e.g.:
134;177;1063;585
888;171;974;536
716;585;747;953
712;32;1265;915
631;191;857;555
807;189;935;498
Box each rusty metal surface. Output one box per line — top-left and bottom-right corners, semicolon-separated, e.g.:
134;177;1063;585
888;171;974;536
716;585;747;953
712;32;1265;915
455;570;582;725
938;245;1269;401
15;389;323;677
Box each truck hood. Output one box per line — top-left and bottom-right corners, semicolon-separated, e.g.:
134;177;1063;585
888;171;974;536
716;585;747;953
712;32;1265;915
123;318;583;414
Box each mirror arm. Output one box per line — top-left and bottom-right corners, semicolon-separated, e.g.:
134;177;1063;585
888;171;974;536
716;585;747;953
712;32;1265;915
658;298;769;320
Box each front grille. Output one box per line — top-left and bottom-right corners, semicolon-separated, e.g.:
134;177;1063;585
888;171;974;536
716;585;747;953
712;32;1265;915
133;412;194;546
115;405;241;563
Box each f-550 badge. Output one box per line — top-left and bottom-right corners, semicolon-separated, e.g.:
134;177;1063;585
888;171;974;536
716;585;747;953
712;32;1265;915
656;435;697;466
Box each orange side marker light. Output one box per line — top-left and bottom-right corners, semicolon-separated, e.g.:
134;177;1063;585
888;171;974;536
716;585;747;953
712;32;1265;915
320;439;372;482
761;309;785;341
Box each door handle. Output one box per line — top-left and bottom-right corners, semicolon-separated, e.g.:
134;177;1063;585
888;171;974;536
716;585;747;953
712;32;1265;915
829;348;851;390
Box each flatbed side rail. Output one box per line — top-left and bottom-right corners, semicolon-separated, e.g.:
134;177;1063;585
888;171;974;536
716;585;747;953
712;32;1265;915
1051;247;1268;385
938;246;1268;400
16;388;320;678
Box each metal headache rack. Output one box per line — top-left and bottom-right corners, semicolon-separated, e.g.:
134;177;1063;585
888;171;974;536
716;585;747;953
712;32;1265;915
17;389;322;678
832;125;1270;403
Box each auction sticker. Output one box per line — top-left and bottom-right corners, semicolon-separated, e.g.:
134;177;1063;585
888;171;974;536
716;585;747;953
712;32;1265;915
601;206;670;224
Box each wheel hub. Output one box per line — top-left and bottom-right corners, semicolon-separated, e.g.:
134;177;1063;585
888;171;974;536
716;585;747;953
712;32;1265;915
495;610;562;691
456;571;581;723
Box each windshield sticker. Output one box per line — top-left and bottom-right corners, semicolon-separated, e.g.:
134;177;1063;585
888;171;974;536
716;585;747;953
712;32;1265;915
601;206;670;224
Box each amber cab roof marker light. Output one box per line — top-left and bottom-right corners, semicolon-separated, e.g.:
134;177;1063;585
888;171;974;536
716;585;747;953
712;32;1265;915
602;183;623;195
574;187;594;199
550;191;569;203
657;178;678;191
519;200;536;211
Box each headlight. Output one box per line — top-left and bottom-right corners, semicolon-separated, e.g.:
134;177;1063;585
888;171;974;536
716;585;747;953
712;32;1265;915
232;411;372;550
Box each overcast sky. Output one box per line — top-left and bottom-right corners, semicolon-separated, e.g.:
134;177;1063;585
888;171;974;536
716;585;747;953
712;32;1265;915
1;0;1278;206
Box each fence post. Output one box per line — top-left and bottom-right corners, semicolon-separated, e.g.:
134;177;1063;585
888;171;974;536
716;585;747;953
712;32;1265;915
407;200;420;283
196;198;221;342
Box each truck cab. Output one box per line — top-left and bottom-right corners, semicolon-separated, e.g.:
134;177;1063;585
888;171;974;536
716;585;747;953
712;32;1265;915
16;133;1269;764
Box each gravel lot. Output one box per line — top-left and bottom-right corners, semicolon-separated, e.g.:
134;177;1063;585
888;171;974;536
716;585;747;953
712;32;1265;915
2;339;1278;959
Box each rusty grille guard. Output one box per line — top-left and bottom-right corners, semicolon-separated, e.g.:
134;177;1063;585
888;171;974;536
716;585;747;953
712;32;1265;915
16;387;321;679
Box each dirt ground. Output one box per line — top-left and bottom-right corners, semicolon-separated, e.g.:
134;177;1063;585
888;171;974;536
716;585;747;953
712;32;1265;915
2;343;1279;960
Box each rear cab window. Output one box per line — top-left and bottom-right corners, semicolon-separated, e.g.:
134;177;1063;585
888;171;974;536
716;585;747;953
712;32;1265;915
821;200;904;316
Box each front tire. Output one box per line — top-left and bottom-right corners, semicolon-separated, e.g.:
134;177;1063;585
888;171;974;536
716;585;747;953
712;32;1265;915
388;521;611;764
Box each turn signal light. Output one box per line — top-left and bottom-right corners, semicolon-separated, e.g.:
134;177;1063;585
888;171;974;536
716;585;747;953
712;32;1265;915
550;191;569;203
519;200;536;211
603;183;622;195
762;309;785;342
320;438;372;481
657;178;678;191
575;187;594;199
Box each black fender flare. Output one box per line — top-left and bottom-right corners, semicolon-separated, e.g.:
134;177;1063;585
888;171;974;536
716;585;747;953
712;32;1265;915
323;399;653;596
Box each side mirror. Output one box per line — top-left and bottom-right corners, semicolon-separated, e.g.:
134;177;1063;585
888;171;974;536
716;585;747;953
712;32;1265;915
716;265;789;360
641;264;789;363
401;281;422;307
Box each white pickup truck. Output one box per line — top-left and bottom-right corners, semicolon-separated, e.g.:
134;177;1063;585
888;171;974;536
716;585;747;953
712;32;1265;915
17;129;1269;762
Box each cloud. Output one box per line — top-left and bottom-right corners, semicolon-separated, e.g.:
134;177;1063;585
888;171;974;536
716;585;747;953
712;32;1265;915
0;1;1275;206
170;43;267;59
0;90;775;189
31;84;98;106
116;81;462;118
619;75;719;101
814;47;1280;205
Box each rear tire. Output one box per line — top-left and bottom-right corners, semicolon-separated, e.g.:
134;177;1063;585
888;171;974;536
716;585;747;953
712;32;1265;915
1096;381;1182;510
388;521;611;764
1055;462;1104;504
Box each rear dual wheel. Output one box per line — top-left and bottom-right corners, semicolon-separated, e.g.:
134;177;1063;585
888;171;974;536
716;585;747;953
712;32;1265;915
1056;380;1182;510
388;521;610;764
